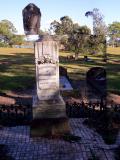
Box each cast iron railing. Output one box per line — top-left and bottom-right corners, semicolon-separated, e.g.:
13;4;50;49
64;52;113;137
0;101;119;124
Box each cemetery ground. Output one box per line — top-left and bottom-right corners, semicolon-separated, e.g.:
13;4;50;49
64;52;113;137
0;47;120;160
0;47;120;95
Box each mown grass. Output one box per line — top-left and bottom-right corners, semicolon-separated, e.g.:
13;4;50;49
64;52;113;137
0;48;35;92
59;47;120;94
0;47;120;94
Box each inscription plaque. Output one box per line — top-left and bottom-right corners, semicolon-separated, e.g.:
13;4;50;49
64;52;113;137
35;36;59;100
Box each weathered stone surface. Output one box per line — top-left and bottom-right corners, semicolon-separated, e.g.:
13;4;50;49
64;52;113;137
33;95;66;119
35;36;59;101
31;118;70;136
32;35;68;126
31;35;69;136
22;3;41;35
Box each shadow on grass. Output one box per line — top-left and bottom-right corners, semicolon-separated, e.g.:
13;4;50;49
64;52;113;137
0;53;35;92
0;75;35;91
60;54;120;93
107;53;120;59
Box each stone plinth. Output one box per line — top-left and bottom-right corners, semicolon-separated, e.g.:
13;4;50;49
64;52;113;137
31;118;70;137
31;95;70;137
33;95;66;119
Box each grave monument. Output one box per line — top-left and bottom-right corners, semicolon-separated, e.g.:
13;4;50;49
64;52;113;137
22;3;70;136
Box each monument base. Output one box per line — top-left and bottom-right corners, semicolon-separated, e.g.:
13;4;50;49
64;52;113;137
31;118;70;137
31;95;70;137
32;95;67;118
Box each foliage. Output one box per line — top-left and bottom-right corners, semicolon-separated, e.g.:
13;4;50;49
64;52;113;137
85;8;107;59
0;19;17;35
50;16;74;35
88;35;106;55
0;19;24;47
0;20;16;41
108;21;120;47
68;25;91;59
0;42;10;47
50;16;74;51
85;8;108;37
50;14;107;57
50;16;92;57
9;35;24;46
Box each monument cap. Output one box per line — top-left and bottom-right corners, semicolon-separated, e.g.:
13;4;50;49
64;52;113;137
22;3;41;36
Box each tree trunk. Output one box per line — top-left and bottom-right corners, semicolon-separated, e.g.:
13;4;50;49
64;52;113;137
75;52;79;60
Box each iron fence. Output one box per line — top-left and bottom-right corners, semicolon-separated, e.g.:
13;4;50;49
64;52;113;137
66;101;120;118
0;104;32;125
0;101;119;124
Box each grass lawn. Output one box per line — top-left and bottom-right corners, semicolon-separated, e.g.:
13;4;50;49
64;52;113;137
0;48;35;92
60;47;120;94
0;47;120;94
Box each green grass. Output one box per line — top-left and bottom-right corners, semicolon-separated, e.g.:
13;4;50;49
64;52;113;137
60;47;120;94
0;47;120;94
0;48;35;92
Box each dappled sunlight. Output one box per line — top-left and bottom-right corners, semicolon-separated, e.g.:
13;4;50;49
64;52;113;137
107;47;120;55
0;47;34;54
0;72;16;77
59;48;120;93
0;47;120;93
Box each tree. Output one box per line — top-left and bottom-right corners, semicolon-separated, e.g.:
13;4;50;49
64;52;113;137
50;16;92;57
108;22;120;47
85;9;107;60
50;16;75;50
9;35;24;46
0;19;17;45
85;8;107;37
68;26;91;59
60;16;73;35
50;20;61;35
50;16;74;35
87;35;105;54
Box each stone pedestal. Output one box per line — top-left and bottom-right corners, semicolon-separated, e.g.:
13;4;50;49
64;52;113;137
31;35;70;136
33;95;66;119
31;117;70;137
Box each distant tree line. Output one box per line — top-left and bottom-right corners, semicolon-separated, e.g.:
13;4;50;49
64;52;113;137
50;9;108;59
108;21;120;47
0;8;120;51
0;19;24;47
49;9;120;59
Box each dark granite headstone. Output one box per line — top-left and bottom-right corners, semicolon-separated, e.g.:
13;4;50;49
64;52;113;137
86;67;107;96
59;66;68;77
22;3;41;35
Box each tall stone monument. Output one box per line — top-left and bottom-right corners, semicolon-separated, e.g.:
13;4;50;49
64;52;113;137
22;3;70;136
